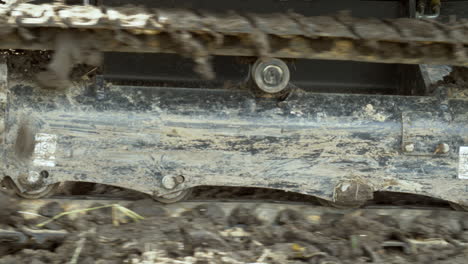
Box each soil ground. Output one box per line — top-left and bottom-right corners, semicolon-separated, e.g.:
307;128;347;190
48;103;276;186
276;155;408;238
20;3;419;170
1;189;468;264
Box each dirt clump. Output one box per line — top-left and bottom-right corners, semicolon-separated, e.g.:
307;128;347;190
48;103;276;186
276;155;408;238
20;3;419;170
442;66;468;98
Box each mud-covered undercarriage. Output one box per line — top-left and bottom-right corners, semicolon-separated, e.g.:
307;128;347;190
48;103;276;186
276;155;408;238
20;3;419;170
0;0;467;209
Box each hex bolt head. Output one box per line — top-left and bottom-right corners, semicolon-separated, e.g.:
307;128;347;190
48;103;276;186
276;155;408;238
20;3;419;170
262;65;284;86
252;58;290;94
403;143;415;152
161;175;177;190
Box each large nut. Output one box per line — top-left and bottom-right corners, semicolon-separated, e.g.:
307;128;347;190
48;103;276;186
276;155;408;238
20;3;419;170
161;175;177;190
252;58;290;94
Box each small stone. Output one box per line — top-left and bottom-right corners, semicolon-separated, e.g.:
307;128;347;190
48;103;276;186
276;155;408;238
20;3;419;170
320;213;344;226
38;202;64;218
251;225;286;246
459;230;468;242
228;207;262;226
128;199;168;218
80;256;96;264
266;243;324;263
371;215;400;229
461;218;468;230
183;229;229;250
86;203;113;225
181;204;226;225
71;217;97;231
409;216;437;237
30;259;46;264
0;255;20;264
276;209;305;225
161;241;185;258
438;218;462;235
220;227;250;238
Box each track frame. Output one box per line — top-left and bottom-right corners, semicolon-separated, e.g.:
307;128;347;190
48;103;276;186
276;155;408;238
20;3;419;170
2;63;468;205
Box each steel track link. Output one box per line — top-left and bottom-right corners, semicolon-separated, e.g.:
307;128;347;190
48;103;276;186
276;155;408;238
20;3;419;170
1;3;468;76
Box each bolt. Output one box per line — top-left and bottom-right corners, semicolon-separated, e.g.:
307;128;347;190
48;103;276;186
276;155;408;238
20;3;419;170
262;65;283;86
175;175;185;184
403;143;415;152
27;171;41;185
252;58;290;94
161;175;177;190
440;104;449;111
435;143;450;154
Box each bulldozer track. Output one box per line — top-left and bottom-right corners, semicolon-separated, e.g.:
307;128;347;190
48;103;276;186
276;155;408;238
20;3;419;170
1;3;468;79
44;194;453;211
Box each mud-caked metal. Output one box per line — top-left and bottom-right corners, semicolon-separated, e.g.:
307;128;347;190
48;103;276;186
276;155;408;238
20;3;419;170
2;74;468;206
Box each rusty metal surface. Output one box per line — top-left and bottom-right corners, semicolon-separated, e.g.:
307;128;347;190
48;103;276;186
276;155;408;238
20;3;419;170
0;3;468;68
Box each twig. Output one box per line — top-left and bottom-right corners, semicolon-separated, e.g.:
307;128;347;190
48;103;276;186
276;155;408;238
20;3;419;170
81;67;97;80
17;211;43;217
112;206;119;226
36;204;144;227
255;248;271;262
363;243;382;263
69;237;86;264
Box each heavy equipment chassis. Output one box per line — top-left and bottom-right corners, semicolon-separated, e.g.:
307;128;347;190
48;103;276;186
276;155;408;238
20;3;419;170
0;0;467;207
